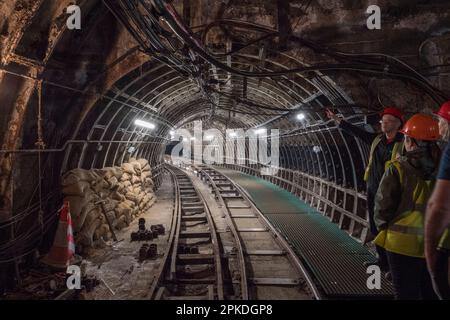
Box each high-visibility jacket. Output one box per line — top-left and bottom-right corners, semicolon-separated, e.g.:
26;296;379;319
437;228;450;251
364;134;404;182
374;160;433;257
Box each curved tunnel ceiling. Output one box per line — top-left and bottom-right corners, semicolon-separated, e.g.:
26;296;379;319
61;0;450;183
1;0;450;264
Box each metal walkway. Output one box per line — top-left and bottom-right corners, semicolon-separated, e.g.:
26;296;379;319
215;167;394;299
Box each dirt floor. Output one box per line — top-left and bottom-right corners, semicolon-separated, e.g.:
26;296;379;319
82;172;174;300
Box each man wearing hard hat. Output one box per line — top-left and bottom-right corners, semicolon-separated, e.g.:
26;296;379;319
374;114;441;299
327;107;404;275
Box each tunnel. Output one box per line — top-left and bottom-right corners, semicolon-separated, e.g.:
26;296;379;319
1;0;450;302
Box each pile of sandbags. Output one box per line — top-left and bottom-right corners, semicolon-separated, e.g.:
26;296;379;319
61;158;156;253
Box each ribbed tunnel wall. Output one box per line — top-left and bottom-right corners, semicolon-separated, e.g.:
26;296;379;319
1;0;450;285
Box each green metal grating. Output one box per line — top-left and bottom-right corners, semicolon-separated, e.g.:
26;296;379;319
216;168;316;215
265;214;393;298
216;167;394;298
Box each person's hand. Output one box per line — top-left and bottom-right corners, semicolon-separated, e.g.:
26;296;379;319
325;108;342;124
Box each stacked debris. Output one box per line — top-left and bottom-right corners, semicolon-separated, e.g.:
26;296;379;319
130;218;165;242
139;243;158;261
62;158;156;254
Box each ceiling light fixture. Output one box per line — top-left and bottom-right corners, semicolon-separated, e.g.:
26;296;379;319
134;119;156;130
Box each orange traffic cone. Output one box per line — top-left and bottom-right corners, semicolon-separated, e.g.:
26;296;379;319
41;201;75;269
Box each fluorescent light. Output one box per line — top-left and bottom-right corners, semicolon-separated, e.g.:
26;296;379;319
169;130;175;135
229;132;237;137
190;137;196;141
134;119;155;129
313;146;322;153
297;113;306;121
254;128;266;135
205;135;214;141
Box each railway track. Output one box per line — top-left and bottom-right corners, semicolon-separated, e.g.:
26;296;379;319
148;165;246;300
192;164;320;300
148;163;319;300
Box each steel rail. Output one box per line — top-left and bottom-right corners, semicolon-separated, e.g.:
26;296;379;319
202;165;323;300
148;165;224;300
195;166;250;300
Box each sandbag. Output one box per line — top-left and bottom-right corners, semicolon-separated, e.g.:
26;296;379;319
144;178;154;189
131;161;142;173
105;211;115;223
117;201;132;211
62;181;91;196
78;218;101;247
65;196;90;219
147;197;156;209
102;200;118;213
62;169;99;184
97;190;111;200
122;209;132;224
145;195;152;204
137;193;145;204
79;207;101;230
121;181;132;188
123;199;135;208
70;159;157;250
131;175;141;185
115;215;127;230
116;207;131;221
141;170;152;180
102;167;123;180
74;202;98;232
111;191;125;201
121;163;135;175
120;173;131;182
125;192;138;202
136;158;150;170
107;176;119;189
94;224;110;241
62;173;81;187
91;179;109;193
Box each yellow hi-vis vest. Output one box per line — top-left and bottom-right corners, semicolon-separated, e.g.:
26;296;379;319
437;227;450;251
364;134;404;182
374;161;450;257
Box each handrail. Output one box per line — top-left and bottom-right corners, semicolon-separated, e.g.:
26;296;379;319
217;162;369;242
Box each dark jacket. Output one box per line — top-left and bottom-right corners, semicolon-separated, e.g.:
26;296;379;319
339;120;404;194
374;149;438;230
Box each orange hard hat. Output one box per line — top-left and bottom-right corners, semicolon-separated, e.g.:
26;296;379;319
434;101;450;123
400;114;440;141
